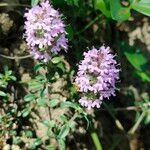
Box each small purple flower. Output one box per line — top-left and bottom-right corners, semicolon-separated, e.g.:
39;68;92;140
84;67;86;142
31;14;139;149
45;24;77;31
75;46;120;109
24;0;68;62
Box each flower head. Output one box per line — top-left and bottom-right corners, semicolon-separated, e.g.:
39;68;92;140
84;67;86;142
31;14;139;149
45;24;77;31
24;0;68;62
75;46;119;109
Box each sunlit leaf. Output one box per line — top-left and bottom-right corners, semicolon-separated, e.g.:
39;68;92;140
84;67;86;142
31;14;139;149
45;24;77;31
110;0;131;20
94;0;111;17
132;0;150;17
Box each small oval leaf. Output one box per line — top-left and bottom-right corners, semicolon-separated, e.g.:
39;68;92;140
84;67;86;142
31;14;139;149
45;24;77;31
24;93;35;102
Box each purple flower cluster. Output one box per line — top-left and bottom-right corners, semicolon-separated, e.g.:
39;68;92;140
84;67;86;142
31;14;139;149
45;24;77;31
75;46;119;109
24;0;68;62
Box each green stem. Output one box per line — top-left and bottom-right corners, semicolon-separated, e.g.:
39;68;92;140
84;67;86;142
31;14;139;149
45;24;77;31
91;131;103;150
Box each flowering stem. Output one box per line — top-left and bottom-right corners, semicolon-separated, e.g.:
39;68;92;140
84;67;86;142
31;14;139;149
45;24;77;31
91;131;103;150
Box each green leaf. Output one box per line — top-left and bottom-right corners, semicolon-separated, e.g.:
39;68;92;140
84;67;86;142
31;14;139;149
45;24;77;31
0;91;7;97
58;125;70;139
35;75;46;82
110;0;131;20
22;107;31;117
94;0;111;17
144;110;150;125
139;0;150;2
121;43;148;72
125;50;148;71
43;120;55;128
66;25;74;40
13;137;21;145
58;139;66;150
46;145;55;150
60;101;79;109
57;63;66;73
49;99;59;107
7;70;12;76
25;130;33;138
136;71;150;82
65;0;79;6
51;57;62;64
34;63;45;72
37;98;47;107
40;87;48;98
31;0;39;6
28;80;43;91
10;76;16;81
132;0;150;17
68;122;76;129
34;138;42;146
10;130;17;136
24;93;35;102
60;115;68;123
